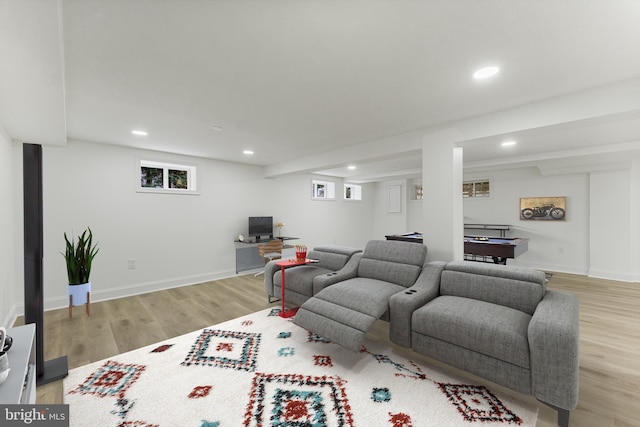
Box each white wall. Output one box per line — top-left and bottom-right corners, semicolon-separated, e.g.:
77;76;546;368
464;167;590;275
269;174;375;250
36;141;375;311
7;138;638;321
589;169;634;281
372;180;408;240
633;159;640;282
406;179;423;233
0;124;17;327
371;179;428;241
378;159;640;281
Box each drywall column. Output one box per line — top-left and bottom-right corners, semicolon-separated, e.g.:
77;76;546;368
632;159;640;282
422;129;464;262
589;169;634;281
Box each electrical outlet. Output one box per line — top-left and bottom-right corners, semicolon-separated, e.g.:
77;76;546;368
128;259;136;269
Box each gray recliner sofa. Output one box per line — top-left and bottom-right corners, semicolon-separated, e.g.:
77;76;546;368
293;240;427;351
390;260;579;427
264;245;361;306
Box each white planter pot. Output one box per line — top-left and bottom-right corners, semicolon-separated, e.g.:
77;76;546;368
68;282;91;306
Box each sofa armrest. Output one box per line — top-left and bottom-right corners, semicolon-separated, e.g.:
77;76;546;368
389;261;447;348
528;290;580;410
312;253;362;294
264;260;280;297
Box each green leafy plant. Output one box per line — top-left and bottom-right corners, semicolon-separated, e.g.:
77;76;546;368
62;227;99;285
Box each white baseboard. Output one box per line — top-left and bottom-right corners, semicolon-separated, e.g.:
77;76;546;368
515;261;637;283
506;260;589;276
587;268;638;283
12;269;240;316
9;265;631;321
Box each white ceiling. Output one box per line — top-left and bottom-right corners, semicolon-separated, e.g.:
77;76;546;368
1;0;640;182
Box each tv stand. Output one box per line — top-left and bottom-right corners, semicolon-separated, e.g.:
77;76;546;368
254;234;273;242
234;237;298;273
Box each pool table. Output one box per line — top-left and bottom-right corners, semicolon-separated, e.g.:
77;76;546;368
385;233;528;265
385;232;423;244
463;236;528;265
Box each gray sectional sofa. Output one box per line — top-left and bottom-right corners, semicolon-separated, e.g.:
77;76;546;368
263;245;361;306
294;239;427;351
292;241;580;427
391;260;579;427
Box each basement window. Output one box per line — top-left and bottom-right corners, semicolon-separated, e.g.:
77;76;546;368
312;179;336;200
344;183;362;201
138;160;198;194
463;180;490;198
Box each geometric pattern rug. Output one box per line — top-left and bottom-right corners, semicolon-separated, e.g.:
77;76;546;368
63;308;537;427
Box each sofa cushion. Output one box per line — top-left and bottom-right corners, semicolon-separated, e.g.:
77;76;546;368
360;239;427;265
296;297;376;336
445;260;547;287
294;277;406;351
440;261;546;315
273;266;333;297
314;278;406;315
412;296;532;369
357;240;426;287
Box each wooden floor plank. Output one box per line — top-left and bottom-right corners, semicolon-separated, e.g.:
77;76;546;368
12;271;639;427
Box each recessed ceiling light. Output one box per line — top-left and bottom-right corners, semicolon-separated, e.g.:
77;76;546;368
131;130;148;136
243;150;254;155
347;165;356;170
211;126;223;132
473;66;500;79
501;140;516;147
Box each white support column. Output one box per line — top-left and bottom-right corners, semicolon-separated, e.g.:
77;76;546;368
631;158;640;282
422;129;464;262
589;169;634;281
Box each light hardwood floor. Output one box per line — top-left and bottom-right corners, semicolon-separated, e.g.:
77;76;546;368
13;272;640;427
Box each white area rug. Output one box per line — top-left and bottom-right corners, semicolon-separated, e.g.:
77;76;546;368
63;308;537;427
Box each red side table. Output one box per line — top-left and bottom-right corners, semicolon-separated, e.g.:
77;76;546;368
275;258;316;318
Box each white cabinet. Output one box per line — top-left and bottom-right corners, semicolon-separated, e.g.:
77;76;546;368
0;323;36;404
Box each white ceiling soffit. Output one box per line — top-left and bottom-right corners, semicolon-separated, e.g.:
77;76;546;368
0;1;639;181
307;80;640;179
461;109;640;169
0;0;67;145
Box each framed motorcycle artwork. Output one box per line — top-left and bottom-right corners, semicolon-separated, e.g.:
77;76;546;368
520;196;566;221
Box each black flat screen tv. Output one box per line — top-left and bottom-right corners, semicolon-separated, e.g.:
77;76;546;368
248;216;273;240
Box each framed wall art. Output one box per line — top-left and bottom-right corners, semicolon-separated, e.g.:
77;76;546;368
520;196;566;221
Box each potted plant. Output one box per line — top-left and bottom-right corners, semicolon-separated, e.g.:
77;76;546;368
63;227;99;317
